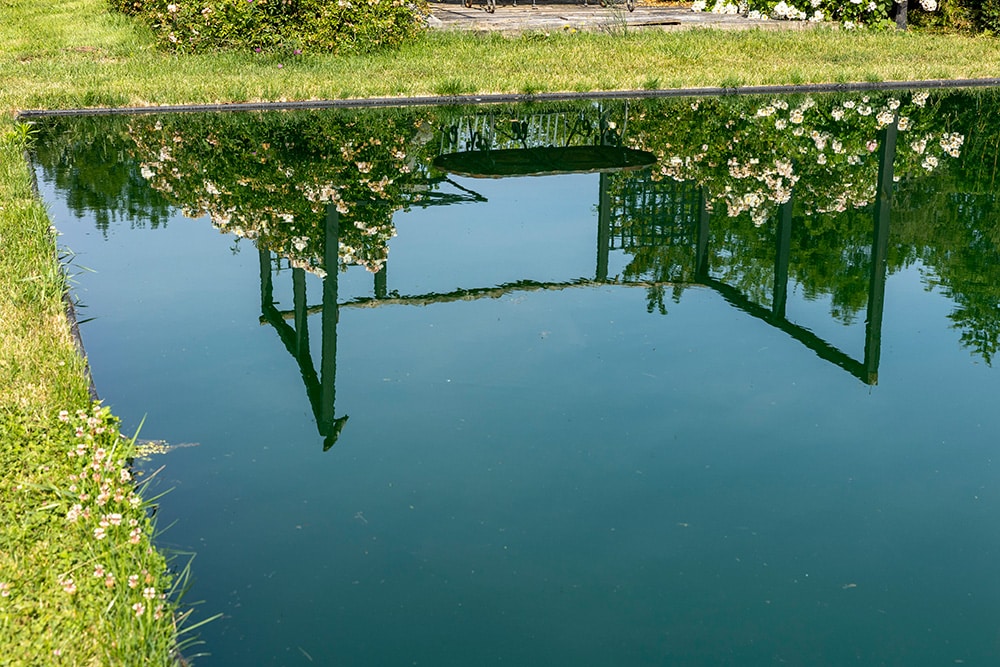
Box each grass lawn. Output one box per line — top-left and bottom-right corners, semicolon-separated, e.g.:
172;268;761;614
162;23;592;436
1;0;998;663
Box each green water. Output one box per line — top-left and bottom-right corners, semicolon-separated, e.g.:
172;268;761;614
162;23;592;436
33;90;1000;665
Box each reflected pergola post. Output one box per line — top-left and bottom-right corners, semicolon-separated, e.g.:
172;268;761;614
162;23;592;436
696;187;711;280
374;264;388;299
320;204;348;450
257;204;348;451
772;193;794;320
597;172;611;281
864;120;897;385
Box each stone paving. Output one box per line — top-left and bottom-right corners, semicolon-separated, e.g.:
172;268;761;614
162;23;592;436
426;1;810;33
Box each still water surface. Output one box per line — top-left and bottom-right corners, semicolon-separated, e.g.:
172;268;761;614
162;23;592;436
33;91;1000;665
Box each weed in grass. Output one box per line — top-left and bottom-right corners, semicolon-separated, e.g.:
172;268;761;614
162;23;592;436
599;0;631;38
864;71;884;82
720;74;744;89
788;70;805;85
434;78;472;96
642;76;661;90
1;122;37;151
78;90;129;108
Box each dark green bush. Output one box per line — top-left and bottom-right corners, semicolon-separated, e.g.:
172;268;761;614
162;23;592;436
108;0;428;54
907;0;1000;33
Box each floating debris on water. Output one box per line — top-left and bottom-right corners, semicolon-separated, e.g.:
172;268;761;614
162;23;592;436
134;439;200;458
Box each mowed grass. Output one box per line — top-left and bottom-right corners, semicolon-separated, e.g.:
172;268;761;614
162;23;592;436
2;0;1000;663
3;0;1000;113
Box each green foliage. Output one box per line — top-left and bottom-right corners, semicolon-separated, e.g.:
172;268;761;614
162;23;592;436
906;0;1000;33
108;0;428;54
980;0;1000;32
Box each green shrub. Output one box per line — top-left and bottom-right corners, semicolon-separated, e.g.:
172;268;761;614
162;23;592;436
108;0;428;54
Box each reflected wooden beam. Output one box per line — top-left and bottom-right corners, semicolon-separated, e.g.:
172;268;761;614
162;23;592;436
702;276;869;383
338;277;684;309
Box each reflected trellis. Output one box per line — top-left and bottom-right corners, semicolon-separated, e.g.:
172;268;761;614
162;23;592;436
438;105;626;156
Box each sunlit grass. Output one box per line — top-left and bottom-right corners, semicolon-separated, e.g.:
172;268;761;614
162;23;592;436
3;2;1000;113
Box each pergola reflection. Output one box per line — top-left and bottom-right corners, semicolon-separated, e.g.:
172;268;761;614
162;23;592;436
257;121;898;450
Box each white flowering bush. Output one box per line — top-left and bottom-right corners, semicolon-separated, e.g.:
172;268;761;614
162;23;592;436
129;110;432;275
691;0;937;26
627;90;962;227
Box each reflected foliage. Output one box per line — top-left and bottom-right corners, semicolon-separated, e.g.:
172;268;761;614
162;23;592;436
32;89;1000;365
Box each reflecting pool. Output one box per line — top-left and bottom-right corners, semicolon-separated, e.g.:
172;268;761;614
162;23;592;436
33;89;1000;666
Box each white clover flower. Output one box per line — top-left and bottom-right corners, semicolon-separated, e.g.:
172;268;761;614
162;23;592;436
911;137;928;154
919;0;937;10
691;0;707;10
913;90;930;106
59;576;76;595
922;155;939;170
898;116;911;131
